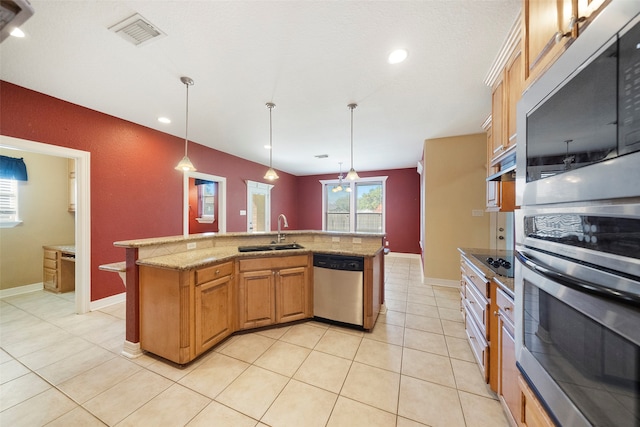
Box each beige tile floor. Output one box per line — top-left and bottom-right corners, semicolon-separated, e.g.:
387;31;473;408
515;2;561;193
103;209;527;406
0;255;509;426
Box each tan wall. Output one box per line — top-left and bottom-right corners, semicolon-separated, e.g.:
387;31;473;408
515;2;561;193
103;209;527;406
423;133;490;281
0;149;75;290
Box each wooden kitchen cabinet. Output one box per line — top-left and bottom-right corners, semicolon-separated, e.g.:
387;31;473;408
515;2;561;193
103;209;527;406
491;79;505;158
524;0;609;86
194;262;234;355
139;260;235;364
519;374;556;427
460;255;490;383
495;284;519;425
237;254;311;330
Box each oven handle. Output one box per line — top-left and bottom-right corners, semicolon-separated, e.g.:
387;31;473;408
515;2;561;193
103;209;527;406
515;249;640;306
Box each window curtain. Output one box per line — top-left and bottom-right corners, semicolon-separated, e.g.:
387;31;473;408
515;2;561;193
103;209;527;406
195;179;213;186
0;155;28;181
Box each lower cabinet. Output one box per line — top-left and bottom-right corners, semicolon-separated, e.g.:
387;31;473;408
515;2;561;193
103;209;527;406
496;285;519;425
139;260;234;364
194;262;234;355
518;374;556;427
237;254;311;329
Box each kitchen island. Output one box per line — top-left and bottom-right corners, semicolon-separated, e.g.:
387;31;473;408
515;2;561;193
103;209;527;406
114;231;385;363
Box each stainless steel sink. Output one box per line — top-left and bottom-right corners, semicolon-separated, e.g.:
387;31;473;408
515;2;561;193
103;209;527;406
237;243;305;252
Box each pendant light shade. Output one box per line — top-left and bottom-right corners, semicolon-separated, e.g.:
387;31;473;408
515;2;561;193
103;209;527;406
175;76;196;172
332;162;344;192
264;102;279;181
346;103;359;180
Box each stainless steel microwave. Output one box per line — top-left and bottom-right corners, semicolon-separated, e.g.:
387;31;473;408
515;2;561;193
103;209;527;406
516;1;640;207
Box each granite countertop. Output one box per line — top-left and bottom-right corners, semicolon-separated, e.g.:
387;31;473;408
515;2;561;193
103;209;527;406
458;247;514;297
136;242;384;271
43;245;75;255
115;230;385;248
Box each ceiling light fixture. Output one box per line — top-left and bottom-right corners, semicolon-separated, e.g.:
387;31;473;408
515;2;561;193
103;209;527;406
263;102;279;181
332;162;344;192
175;76;196;172
158;116;171;124
10;28;25;38
388;48;408;64
346;103;360;181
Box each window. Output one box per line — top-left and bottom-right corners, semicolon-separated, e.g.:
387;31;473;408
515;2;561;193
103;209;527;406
196;180;216;223
321;176;387;233
0;178;21;227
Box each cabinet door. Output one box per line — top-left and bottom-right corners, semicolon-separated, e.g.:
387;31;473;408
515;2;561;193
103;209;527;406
499;311;520;424
505;48;524;148
275;266;308;324
525;0;574;83
195;274;233;354
43;250;59;292
238;269;275;329
576;0;609;35
491;79;505;157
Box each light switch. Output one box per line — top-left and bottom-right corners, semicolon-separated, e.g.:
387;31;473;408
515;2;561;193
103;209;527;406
240;210;246;216
472;210;484;217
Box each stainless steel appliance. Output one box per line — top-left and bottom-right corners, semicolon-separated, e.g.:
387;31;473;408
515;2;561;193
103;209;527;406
516;1;640;207
515;204;640;427
313;253;364;327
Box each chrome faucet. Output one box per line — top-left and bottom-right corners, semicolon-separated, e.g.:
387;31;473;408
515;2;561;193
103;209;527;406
277;213;288;242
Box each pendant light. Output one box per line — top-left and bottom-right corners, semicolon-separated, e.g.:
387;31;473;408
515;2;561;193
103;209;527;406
346;103;360;180
332;162;344;192
175;76;196;172
264;102;279;181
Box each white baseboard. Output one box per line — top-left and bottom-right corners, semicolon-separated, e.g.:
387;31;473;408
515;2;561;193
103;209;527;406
121;340;144;359
424;277;459;288
90;292;126;311
0;282;44;299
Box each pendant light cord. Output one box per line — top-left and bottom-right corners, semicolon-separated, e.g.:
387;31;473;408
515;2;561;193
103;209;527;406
269;105;273;167
184;81;190;156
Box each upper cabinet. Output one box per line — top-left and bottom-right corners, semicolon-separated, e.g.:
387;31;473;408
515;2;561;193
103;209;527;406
524;0;609;85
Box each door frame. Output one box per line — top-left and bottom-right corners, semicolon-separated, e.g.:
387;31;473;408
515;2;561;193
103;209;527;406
0;135;91;314
183;172;227;235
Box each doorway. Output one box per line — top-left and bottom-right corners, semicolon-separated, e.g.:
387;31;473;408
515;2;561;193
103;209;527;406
0;135;91;314
183;171;227;235
246;180;273;232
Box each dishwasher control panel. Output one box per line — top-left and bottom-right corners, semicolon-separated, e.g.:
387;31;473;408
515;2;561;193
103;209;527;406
313;254;364;271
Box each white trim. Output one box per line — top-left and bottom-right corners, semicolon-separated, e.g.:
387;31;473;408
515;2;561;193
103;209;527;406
424;277;459;288
0;135;91;314
183;172;227;235
89;291;126;311
484;8;523;87
0;282;43;298
386;252;421;260
122;340;144;359
246;180;273;232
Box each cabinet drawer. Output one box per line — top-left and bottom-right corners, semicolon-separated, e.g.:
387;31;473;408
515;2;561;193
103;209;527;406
461;258;489;297
44;249;57;260
463;274;489;339
196;261;233;285
239;254;308;272
464;301;489;382
496;286;515;325
43;258;57;270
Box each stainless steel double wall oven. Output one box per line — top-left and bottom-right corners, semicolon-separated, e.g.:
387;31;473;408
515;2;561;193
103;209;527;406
515;2;640;426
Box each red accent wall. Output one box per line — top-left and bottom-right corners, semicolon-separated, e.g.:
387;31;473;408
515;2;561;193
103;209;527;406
0;81;298;300
297;168;421;254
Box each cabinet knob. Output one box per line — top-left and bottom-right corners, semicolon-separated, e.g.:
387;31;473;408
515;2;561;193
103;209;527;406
504;307;511;311
569;15;587;31
555;31;571;44
493;310;499;317
215;269;220;275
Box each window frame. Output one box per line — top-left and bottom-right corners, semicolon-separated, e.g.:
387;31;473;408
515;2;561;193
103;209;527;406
0;178;21;228
320;175;387;233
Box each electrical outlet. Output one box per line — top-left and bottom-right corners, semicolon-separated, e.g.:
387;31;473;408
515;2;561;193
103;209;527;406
332;237;340;242
472;209;484;217
187;242;196;250
352;237;362;244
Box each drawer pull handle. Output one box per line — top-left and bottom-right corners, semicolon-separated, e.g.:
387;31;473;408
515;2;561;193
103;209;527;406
504;307;511;311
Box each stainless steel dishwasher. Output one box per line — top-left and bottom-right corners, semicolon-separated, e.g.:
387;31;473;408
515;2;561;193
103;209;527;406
313;253;364;327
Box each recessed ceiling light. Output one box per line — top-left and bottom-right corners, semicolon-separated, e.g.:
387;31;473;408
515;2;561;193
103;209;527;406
10;28;25;38
388;49;408;64
158;117;171;124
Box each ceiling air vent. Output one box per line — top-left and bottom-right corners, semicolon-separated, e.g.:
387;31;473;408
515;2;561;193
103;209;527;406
109;13;165;47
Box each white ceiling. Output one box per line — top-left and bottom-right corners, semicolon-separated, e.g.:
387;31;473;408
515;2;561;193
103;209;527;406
0;0;521;176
